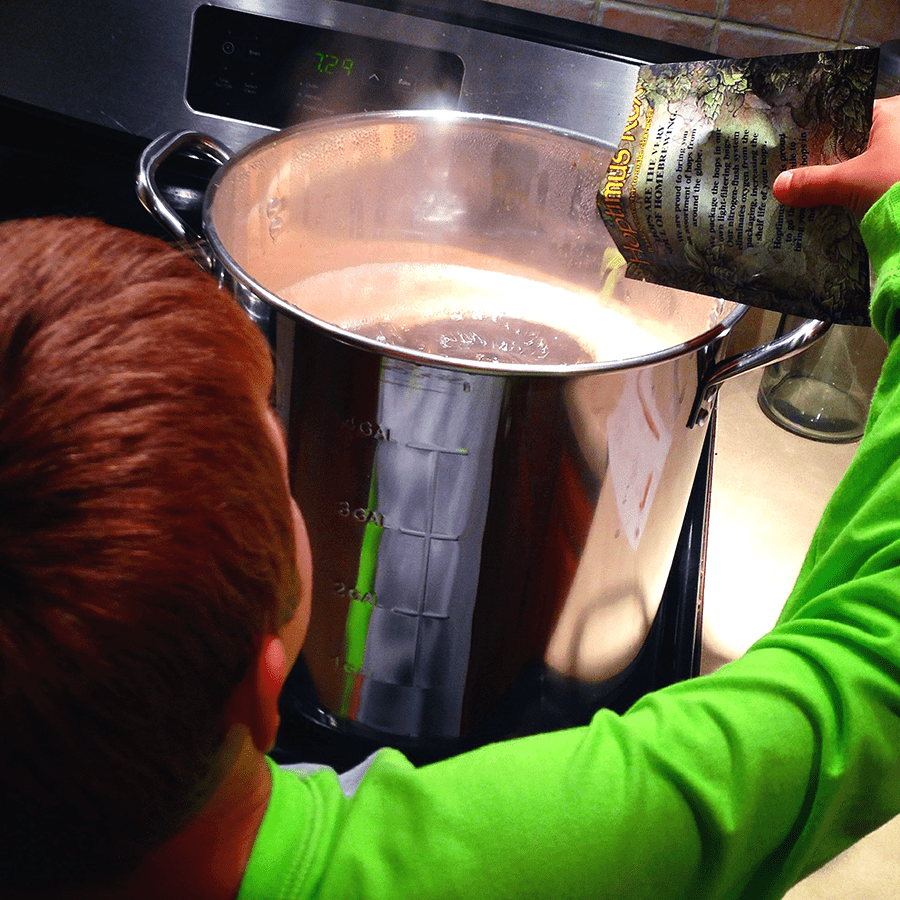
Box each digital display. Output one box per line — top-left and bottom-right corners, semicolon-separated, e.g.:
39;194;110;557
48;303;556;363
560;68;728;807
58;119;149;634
313;53;355;77
186;6;464;129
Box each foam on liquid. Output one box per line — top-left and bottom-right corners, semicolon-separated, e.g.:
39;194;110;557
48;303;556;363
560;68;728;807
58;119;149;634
281;262;666;365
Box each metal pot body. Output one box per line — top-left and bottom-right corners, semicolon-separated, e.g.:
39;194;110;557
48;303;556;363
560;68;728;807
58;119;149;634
138;112;827;746
278;319;709;742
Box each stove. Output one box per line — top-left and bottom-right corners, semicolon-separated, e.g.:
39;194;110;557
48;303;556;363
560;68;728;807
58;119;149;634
0;0;709;230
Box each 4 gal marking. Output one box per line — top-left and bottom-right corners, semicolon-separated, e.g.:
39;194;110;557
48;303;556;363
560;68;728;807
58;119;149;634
343;417;392;441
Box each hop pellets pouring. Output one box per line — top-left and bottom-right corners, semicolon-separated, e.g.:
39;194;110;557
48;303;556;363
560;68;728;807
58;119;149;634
597;48;879;325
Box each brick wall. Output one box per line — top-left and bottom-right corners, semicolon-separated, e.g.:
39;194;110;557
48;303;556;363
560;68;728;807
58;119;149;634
493;0;899;57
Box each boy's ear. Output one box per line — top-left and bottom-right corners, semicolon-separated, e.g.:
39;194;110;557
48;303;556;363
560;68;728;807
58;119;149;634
227;635;288;753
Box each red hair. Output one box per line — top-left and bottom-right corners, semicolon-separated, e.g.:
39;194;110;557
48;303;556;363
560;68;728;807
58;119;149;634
0;218;299;888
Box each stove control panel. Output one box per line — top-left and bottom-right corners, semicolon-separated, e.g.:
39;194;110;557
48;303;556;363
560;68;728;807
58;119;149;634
0;0;646;153
186;5;464;128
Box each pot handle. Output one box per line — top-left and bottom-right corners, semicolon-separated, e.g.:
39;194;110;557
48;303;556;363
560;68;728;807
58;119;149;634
689;316;830;427
136;130;233;270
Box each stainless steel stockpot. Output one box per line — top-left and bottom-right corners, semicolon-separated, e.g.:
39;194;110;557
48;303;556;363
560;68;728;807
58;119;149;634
138;111;824;745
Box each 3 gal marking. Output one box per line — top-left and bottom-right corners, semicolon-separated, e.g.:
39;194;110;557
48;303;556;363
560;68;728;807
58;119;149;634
337;501;385;527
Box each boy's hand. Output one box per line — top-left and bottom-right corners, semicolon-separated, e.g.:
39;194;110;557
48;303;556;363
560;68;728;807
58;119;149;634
773;95;900;219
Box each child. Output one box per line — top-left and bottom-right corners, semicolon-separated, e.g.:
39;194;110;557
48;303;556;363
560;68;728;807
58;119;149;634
2;96;900;900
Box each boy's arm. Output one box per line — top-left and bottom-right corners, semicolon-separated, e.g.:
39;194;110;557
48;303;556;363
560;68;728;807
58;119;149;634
302;182;900;900
247;98;900;900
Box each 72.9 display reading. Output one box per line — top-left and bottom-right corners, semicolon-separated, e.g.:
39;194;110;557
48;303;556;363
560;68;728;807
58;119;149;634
315;52;353;76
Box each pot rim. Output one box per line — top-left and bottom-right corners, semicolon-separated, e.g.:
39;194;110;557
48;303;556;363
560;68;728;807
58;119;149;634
202;109;747;377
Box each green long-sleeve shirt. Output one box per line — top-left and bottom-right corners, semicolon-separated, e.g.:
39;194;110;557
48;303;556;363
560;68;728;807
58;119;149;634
241;183;900;900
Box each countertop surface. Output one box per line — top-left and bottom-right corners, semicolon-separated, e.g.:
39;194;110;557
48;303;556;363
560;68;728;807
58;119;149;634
701;367;900;898
701;368;858;672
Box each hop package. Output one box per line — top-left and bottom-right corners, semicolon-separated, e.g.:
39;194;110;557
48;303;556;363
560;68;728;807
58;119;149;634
598;49;879;324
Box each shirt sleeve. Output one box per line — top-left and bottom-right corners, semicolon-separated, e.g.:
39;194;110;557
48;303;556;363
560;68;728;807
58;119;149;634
308;185;900;900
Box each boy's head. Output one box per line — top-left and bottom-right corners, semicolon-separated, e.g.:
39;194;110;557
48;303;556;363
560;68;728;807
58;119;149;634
0;218;303;889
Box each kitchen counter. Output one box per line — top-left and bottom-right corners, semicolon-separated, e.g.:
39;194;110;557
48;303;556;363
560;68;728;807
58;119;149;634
701;366;900;898
701;368;858;672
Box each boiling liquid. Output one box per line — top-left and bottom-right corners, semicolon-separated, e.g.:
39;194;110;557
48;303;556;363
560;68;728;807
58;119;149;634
353;315;591;364
281;262;665;364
